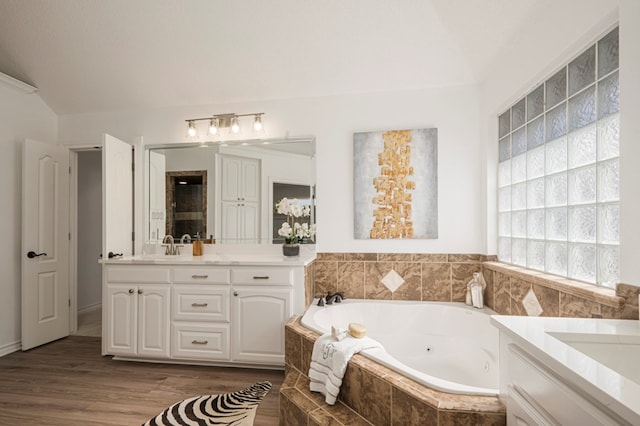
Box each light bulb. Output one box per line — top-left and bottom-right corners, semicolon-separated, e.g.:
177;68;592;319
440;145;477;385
187;121;197;137
231;116;240;133
253;114;263;132
209;118;218;135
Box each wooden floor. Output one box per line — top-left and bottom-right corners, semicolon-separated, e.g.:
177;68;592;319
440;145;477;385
74;307;102;337
0;336;283;425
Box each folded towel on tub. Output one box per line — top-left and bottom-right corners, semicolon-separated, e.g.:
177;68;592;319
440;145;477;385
308;333;383;405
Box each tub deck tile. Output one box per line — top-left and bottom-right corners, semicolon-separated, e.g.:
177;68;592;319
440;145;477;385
438;409;506;425
392;386;439;425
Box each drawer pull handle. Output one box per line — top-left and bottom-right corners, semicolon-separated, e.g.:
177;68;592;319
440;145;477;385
191;302;208;307
252;276;269;280
192;340;208;345
192;274;209;279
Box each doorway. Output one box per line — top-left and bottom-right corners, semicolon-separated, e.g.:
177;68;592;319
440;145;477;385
73;149;103;336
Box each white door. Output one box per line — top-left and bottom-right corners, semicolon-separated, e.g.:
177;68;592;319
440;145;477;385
102;134;133;258
21;139;70;350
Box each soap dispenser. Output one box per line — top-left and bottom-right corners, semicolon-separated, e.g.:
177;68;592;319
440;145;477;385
192;232;203;256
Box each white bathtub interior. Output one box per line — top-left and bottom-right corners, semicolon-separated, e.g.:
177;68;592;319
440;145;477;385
301;299;499;396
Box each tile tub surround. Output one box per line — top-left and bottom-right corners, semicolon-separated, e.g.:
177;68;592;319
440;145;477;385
313;253;488;303
310;253;639;320
281;317;506;426
482;262;639;320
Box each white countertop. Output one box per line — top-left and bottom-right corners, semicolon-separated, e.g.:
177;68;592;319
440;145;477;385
491;315;640;424
100;244;316;266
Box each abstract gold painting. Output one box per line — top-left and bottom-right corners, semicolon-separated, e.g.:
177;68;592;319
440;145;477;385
354;128;437;239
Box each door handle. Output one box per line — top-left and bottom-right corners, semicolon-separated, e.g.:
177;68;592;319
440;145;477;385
27;251;47;259
108;252;123;259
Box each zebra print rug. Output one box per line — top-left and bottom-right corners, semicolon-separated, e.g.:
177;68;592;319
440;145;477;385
142;381;272;426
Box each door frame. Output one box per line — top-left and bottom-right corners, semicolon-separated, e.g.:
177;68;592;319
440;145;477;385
66;137;143;334
67;145;102;334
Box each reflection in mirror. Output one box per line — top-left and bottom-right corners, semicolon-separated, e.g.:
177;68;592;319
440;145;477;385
272;183;315;244
166;171;206;238
145;137;315;245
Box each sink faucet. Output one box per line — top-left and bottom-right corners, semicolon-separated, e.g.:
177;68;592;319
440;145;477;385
162;234;182;255
180;234;192;244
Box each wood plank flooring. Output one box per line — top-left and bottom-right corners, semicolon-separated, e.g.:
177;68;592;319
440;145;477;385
0;336;283;425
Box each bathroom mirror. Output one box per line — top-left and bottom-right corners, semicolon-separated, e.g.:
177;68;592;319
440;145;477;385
145;137;316;244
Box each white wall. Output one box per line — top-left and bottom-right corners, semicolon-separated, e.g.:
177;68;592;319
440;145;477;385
618;0;640;287
59;84;484;254
0;83;57;354
480;0;640;287
77;150;102;310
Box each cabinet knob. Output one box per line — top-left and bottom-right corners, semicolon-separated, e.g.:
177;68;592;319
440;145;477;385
234;291;238;296
138;289;143;294
128;289;134;294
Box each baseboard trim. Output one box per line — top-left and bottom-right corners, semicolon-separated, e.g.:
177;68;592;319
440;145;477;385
78;302;102;315
0;340;21;357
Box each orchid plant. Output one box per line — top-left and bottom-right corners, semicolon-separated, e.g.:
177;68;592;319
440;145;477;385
276;197;316;244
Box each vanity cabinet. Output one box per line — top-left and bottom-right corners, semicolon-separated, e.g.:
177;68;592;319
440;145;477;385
105;283;171;358
231;267;293;364
171;266;231;361
220;155;260;243
498;330;633;425
103;262;305;368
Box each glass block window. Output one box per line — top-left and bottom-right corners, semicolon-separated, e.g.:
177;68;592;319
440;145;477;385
497;27;619;288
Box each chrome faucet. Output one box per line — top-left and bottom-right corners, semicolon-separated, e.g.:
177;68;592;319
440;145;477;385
162;234;182;255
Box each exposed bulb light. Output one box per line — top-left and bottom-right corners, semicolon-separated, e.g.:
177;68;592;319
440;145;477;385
187;121;197;137
230;116;240;133
184;112;264;140
253;114;263;132
208;118;219;135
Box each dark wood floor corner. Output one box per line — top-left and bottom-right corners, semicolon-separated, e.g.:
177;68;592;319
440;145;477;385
0;336;283;425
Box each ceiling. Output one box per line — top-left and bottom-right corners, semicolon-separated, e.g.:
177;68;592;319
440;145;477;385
0;0;540;115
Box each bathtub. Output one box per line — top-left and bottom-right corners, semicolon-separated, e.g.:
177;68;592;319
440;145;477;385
300;299;499;396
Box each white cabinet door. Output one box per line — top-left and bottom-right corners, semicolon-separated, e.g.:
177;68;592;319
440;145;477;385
220;155;260;243
241;159;260;202
221;201;241;242
221;156;242;201
105;284;137;356
137;285;170;358
241;202;259;244
232;288;292;365
105;283;169;358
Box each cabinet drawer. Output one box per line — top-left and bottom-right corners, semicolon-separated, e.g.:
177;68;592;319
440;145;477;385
173;268;230;284
172;287;230;322
172;323;230;361
106;267;171;283
231;268;292;285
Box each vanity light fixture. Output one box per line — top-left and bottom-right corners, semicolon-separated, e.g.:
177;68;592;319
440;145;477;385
184;112;265;140
230;116;240;134
187;120;197;137
208;118;219;136
253;114;263;132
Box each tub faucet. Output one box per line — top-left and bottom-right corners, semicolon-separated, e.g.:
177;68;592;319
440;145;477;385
324;291;345;305
180;234;191;244
162;234;182;255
